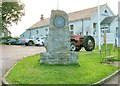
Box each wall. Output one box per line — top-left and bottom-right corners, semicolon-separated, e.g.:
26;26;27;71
91;6;114;45
20;26;49;39
31;27;49;37
20;30;30;39
70;19;92;36
110;18;118;37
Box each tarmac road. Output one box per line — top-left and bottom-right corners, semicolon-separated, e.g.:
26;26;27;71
0;45;46;85
104;61;120;85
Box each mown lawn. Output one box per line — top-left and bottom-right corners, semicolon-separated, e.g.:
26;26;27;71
6;45;119;84
94;44;119;61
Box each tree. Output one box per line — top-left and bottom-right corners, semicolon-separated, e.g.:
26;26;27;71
1;1;25;30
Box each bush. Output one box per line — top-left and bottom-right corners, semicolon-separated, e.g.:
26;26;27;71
13;36;20;40
0;36;12;40
0;36;12;44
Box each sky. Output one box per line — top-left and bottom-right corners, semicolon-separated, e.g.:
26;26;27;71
8;0;119;37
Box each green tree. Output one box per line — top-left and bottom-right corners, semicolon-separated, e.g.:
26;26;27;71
1;1;25;30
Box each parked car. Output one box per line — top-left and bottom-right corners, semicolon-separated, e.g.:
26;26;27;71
23;36;36;46
6;39;17;45
16;39;23;45
34;37;46;46
24;36;46;46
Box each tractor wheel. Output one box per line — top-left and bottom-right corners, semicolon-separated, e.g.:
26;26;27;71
70;42;82;51
75;46;82;51
70;42;76;51
84;36;95;51
28;41;34;46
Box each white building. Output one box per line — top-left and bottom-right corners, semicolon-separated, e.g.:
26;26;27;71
20;4;118;45
101;16;118;45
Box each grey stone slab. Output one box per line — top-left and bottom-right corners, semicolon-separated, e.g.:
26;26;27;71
40;10;78;65
40;52;78;64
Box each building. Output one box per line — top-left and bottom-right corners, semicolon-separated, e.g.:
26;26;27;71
20;4;118;45
0;28;11;37
101;16;118;45
101;16;118;37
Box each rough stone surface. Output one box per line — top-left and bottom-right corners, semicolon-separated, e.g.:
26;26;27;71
40;10;78;65
40;52;78;64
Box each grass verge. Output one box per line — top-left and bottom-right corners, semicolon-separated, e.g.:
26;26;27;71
5;49;119;84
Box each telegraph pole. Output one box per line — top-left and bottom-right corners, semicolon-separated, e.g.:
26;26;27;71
98;0;101;50
57;0;59;10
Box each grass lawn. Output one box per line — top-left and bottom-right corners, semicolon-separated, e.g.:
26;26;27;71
6;45;119;84
95;44;119;61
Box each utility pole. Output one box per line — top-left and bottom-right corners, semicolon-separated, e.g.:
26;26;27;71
98;0;101;50
118;1;120;48
57;0;59;10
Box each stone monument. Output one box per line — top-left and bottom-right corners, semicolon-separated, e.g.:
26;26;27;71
40;10;78;65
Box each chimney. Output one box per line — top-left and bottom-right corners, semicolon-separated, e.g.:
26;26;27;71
40;14;44;21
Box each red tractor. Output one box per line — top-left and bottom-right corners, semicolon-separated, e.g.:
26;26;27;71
70;35;95;51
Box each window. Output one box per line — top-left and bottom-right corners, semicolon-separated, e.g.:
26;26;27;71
93;23;97;29
93;30;96;35
101;27;109;33
45;29;48;31
70;25;74;35
70;31;74;35
116;27;118;37
70;25;74;30
36;30;38;34
104;10;107;13
108;27;110;33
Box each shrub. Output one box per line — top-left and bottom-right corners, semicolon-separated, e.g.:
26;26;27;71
13;36;20;40
0;36;12;44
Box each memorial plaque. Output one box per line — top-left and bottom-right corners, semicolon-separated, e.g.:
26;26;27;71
40;10;78;65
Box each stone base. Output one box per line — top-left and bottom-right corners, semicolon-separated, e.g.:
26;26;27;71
40;52;78;65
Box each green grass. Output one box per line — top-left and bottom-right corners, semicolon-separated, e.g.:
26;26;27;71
5;45;119;84
95;44;119;61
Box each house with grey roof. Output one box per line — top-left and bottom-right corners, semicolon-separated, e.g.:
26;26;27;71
20;4;118;45
101;16;118;36
101;16;118;46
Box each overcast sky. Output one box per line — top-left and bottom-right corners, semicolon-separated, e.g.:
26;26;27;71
8;0;119;37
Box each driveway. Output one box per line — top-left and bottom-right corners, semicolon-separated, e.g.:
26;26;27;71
0;45;46;85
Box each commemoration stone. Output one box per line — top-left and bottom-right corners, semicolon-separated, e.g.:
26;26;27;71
40;10;78;65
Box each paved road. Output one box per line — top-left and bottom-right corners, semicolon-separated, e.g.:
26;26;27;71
0;45;46;85
104;62;120;85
